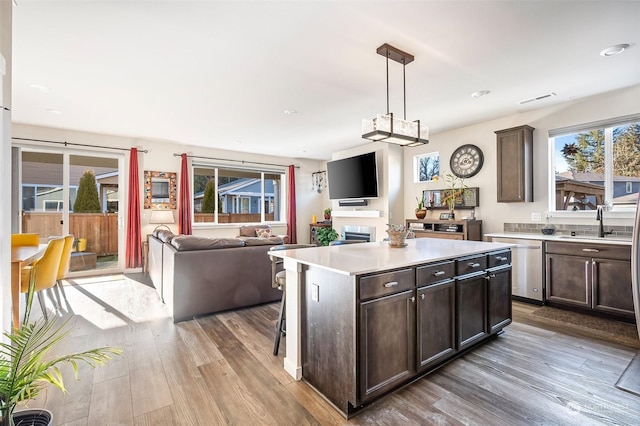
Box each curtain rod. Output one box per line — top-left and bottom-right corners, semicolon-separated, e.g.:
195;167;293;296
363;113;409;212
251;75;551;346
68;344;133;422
173;153;299;169
12;137;148;153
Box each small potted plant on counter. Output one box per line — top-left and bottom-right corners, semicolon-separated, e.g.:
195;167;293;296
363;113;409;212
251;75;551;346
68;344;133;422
323;208;332;221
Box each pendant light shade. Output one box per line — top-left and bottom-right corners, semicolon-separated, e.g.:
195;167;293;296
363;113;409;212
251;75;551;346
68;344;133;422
362;44;428;147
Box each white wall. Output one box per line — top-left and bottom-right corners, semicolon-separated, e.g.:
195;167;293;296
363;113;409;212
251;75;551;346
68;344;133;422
1;0;12;332
403;84;640;236
11;123;324;252
329;142;404;241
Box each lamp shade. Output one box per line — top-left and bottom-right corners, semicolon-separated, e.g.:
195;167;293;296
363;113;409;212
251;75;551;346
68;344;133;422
150;209;175;225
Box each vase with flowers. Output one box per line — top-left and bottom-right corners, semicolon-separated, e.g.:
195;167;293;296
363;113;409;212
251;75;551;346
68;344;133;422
442;173;469;220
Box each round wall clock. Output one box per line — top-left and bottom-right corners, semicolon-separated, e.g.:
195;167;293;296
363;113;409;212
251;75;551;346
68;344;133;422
450;144;484;178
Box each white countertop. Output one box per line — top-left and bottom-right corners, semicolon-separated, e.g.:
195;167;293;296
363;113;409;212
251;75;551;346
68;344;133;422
485;232;632;246
271;238;513;276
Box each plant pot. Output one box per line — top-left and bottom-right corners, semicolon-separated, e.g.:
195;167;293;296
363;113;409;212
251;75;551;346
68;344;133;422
415;208;427;219
449;210;455;220
12;409;53;426
323;214;331;221
386;230;408;247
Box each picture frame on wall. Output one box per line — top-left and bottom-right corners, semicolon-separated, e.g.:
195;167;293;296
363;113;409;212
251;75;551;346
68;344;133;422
413;152;440;183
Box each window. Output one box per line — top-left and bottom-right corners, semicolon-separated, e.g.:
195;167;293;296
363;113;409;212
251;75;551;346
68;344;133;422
551;116;640;211
192;164;285;224
413;152;440;182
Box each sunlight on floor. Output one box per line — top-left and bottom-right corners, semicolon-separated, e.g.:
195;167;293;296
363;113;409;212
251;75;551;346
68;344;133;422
34;273;170;332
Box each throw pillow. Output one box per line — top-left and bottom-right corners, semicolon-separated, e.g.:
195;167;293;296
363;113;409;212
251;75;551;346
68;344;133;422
257;228;272;239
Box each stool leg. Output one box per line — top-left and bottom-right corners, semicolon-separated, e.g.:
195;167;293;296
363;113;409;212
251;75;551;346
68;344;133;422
273;290;286;356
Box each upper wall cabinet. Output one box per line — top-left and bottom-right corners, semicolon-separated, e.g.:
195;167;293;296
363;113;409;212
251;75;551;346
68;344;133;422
495;125;534;202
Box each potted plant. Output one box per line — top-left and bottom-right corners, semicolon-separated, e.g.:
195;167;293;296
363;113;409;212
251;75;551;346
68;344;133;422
1;273;121;426
323;208;332;221
415;195;427;219
317;227;338;246
442;173;469;220
386;224;409;247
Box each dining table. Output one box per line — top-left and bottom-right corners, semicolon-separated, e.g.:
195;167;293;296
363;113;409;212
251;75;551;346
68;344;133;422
10;244;46;328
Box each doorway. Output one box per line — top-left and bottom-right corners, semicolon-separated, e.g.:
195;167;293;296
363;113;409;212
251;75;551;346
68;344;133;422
16;147;124;275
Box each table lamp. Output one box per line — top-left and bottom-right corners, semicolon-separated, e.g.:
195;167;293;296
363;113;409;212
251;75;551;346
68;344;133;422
150;209;175;232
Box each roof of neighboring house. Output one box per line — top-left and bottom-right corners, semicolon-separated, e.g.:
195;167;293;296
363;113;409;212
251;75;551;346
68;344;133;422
557;171;640;182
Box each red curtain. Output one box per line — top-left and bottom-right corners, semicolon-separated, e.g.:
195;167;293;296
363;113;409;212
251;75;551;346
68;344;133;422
178;153;193;235
125;148;142;268
286;165;297;244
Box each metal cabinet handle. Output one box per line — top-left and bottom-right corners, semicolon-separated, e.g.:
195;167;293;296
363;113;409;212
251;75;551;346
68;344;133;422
410;296;416;303
433;271;446;276
484;273;496;280
383;281;398;288
468;262;481;268
420;293;425;300
582;248;600;253
496;256;508;261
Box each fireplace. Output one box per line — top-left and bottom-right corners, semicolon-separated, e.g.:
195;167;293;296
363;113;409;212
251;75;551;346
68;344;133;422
342;225;376;242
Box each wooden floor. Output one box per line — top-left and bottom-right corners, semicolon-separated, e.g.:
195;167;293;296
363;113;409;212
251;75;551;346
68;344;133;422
24;273;640;426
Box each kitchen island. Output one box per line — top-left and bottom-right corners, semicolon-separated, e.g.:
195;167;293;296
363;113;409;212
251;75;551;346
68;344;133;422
272;237;513;417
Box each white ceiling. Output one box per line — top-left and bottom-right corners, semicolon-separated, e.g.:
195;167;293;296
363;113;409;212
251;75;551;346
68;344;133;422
11;1;640;160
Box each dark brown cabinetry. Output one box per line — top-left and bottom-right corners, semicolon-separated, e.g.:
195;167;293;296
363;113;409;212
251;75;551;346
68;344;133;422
359;289;415;401
416;260;456;371
406;219;482;241
495;125;534;202
545;242;634;319
302;249;512;417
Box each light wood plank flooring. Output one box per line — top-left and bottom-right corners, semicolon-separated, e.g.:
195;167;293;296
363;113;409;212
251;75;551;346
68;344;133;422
22;273;640;425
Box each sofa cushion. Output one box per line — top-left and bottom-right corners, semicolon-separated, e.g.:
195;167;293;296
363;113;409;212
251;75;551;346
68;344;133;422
239;224;271;237
256;228;272;238
170;236;246;251
240;236;284;246
155;229;175;243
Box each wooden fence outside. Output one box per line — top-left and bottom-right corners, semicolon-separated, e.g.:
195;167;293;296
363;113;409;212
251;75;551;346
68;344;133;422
22;212;118;256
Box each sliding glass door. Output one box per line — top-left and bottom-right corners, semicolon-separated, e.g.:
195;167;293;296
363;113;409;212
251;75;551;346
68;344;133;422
17;146;124;275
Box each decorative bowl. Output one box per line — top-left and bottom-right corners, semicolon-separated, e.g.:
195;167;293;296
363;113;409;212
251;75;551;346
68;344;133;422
541;227;556;235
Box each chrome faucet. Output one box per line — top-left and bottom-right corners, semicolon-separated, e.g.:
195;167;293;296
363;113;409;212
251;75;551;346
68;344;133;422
596;205;613;238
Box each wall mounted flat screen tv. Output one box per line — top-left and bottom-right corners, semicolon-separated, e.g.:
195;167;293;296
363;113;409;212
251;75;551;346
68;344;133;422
327;151;379;200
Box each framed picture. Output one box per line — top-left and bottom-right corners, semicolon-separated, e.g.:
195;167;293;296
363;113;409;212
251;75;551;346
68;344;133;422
439;212;453;220
413;152;440;183
144;170;177;209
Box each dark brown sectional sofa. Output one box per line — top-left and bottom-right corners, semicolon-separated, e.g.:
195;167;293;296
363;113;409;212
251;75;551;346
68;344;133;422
148;228;284;322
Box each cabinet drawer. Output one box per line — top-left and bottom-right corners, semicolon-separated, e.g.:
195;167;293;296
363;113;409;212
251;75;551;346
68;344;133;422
417;261;455;286
359;268;414;301
488;250;511;268
546;242;630;260
456;254;487;276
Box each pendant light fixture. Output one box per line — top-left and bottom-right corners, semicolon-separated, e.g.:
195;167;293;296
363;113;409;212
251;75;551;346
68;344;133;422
362;43;428;147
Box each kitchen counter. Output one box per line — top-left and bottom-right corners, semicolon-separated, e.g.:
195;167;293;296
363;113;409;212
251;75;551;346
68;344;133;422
271;238;513;400
485;232;632;246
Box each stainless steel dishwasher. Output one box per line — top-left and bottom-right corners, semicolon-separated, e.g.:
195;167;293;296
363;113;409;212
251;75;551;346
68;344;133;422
491;237;544;302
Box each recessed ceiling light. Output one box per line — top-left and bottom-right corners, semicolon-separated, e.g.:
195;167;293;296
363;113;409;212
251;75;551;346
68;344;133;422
30;84;51;93
600;44;630;57
46;109;62;115
284;109;298;115
471;90;490;98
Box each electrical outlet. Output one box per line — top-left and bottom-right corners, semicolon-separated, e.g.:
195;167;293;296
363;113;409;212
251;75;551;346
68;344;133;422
312;284;319;302
531;212;542;221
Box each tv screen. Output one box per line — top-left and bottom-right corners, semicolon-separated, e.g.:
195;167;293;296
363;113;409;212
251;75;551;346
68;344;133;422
327;152;379;200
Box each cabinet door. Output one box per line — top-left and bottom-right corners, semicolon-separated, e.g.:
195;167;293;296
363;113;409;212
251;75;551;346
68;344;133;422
487;267;513;334
359;290;415;402
456;274;487;350
546;253;591;308
417;280;456;371
495;125;534;202
593;258;635;318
